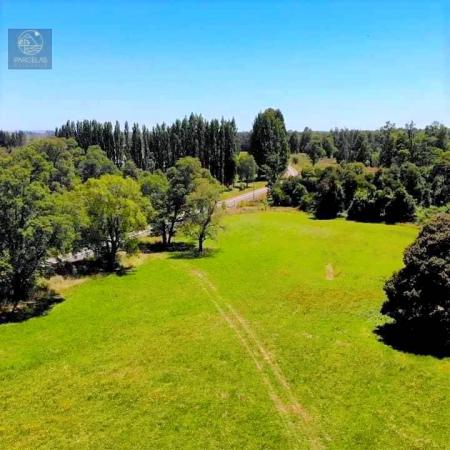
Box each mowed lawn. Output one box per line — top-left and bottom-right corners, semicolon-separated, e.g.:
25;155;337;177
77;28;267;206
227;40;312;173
1;211;449;449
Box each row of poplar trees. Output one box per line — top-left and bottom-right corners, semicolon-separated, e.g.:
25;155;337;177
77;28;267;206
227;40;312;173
55;114;237;186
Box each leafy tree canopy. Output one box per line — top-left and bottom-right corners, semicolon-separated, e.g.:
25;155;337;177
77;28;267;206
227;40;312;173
382;214;450;351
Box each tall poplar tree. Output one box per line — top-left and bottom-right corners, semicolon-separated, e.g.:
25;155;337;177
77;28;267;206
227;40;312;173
249;108;289;185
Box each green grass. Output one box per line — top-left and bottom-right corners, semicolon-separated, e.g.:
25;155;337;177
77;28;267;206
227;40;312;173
220;181;266;200
290;153;338;172
1;210;449;449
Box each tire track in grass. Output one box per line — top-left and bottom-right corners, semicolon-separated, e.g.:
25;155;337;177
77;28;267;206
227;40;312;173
188;267;323;450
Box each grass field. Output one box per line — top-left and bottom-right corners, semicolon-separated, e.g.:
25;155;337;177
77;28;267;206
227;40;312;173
289;153;338;172
1;210;449;449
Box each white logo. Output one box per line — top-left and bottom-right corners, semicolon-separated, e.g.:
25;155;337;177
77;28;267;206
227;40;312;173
17;30;44;56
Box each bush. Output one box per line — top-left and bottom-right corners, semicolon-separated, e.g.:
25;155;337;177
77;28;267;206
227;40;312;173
416;204;450;225
314;168;345;219
384;188;416;224
235;152;257;187
347;190;383;222
271;176;307;207
300;192;315;212
381;214;450;350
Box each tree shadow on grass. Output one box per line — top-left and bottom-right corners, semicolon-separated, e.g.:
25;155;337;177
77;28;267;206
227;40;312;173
374;322;450;359
0;289;64;325
170;245;220;259
138;240;219;259
52;258;133;278
138;241;196;254
169;248;219;260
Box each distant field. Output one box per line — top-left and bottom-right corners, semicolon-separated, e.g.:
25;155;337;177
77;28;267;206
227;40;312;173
220;181;266;200
289;153;338;172
1;211;448;449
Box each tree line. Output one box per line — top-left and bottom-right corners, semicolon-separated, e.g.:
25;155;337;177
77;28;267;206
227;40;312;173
243;108;449;223
0;130;26;148
0;138;221;313
55;114;238;186
288;121;449;167
272;156;449;222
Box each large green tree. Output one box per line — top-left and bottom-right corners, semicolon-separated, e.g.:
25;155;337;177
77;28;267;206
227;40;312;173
249;108;289;185
314;168;346;219
78;175;149;270
165;157;203;244
305;138;325;165
140;171;170;244
236;152;257;187
78;145;118;181
382;214;450;350
183;176;222;252
0;152;75;308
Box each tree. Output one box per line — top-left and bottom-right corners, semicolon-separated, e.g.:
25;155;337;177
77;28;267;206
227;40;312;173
78;145;118;181
113;120;124;166
384;188;416;224
25;138;78;190
299;127;312;152
341;163;366;208
289;132;300;153
322;134;336;158
131;123;143;168
271;176;307;207
122;160;140;179
0;130;26;148
140;171;170;244
236;152;257;187
405;120;417;154
425;121;449;150
249;108;289;186
347;189;385;223
78;175;149;270
222;118;238;186
379;121;397;167
124;121;130;159
183;177;222;252
305;138;325;165
399;162;427;204
382;214;450;350
0;154;75;308
166;157;203;244
314;168;345;219
353;133;371;164
430;157;450;206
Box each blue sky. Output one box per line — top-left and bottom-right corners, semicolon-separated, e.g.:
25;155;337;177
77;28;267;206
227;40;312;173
0;0;448;131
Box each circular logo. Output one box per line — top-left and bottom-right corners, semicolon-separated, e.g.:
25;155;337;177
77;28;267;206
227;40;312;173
17;30;44;56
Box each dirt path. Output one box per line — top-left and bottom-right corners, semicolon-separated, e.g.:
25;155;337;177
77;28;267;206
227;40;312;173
325;264;335;281
284;165;299;177
189;268;323;450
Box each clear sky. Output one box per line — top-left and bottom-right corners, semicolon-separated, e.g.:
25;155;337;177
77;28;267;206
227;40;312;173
0;0;448;131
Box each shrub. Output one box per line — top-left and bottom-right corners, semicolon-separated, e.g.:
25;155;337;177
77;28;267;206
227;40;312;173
347;190;383;222
384;188;416;224
271;176;307;207
314;168;345;219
